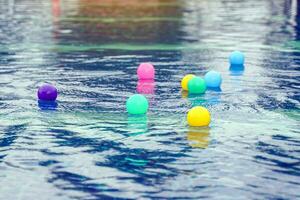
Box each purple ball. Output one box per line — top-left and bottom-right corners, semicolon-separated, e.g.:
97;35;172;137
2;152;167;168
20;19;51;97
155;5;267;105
37;84;58;101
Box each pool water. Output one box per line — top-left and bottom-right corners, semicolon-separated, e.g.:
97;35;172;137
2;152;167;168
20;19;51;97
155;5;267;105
0;0;300;199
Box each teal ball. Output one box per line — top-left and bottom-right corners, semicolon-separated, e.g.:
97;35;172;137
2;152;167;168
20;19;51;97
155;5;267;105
126;94;149;115
188;77;207;94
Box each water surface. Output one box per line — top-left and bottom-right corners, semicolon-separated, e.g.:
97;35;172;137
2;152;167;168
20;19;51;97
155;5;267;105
0;0;299;199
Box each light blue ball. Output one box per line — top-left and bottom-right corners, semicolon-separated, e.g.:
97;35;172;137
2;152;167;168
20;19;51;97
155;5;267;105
204;70;222;88
229;51;245;65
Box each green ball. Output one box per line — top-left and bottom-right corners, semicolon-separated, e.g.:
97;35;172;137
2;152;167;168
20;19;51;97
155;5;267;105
188;77;207;94
126;94;149;115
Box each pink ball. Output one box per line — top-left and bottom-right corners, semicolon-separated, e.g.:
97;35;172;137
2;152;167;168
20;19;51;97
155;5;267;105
137;63;155;80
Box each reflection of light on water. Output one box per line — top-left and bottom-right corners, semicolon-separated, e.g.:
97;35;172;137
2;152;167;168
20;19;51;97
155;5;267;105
56;0;183;44
207;87;222;92
289;0;297;26
38;100;58;111
127;115;148;136
187;127;210;148
182;91;221;107
124;157;148;167
181;90;188;98
8;0;14;15
137;80;155;95
229;64;245;76
205;90;221;107
52;0;61;18
187;94;206;107
229;64;244;91
137;80;156;107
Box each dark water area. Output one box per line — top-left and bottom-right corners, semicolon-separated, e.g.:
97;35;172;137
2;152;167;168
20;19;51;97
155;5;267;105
0;0;299;199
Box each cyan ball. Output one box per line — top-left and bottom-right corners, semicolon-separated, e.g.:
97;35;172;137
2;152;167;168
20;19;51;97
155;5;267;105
229;51;245;65
204;70;222;88
188;77;206;94
126;94;149;115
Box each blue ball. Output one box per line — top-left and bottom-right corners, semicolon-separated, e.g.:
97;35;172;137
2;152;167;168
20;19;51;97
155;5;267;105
204;70;222;88
229;51;245;65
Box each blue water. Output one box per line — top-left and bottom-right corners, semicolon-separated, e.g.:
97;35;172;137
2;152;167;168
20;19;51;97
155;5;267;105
0;0;300;199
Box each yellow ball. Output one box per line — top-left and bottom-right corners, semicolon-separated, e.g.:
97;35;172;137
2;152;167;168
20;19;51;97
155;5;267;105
187;106;211;127
181;74;195;91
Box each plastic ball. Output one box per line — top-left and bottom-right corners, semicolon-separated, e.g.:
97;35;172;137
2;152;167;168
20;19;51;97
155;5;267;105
204;70;222;88
187;106;211;127
229;51;245;65
126;94;149;115
181;74;195;91
137;63;155;80
37;84;58;101
187;77;206;94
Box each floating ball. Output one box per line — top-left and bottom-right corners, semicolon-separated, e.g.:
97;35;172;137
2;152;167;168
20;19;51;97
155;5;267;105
137;63;155;80
187;77;206;94
204;70;222;88
187;106;211;127
37;84;58;101
229;51;245;65
126;94;149;115
181;74;195;91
